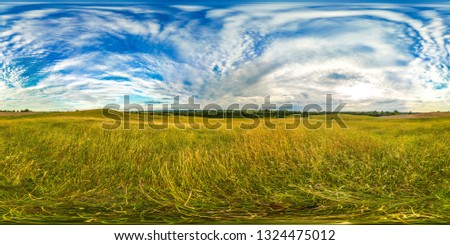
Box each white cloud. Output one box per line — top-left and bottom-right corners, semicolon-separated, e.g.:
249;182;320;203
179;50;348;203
172;5;210;12
0;3;448;111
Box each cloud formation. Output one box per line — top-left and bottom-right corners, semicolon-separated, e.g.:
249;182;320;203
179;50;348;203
0;3;449;111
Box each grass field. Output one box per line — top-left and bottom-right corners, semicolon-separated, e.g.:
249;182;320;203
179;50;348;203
0;110;449;224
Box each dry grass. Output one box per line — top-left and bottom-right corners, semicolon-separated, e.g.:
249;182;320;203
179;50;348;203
0;110;449;224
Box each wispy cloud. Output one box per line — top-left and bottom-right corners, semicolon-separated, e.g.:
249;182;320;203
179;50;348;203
0;3;449;111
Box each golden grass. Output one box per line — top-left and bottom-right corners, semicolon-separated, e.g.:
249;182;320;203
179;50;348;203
0;110;449;223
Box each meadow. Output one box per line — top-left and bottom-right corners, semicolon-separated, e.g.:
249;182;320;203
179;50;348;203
0;110;449;224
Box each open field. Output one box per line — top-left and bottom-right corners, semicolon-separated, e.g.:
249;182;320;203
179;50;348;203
381;112;450;119
0;112;42;117
0;110;449;224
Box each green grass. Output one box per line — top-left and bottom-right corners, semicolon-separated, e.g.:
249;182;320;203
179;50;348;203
0;110;449;224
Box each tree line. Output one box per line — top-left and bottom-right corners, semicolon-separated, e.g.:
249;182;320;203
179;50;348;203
0;109;32;112
131;109;411;118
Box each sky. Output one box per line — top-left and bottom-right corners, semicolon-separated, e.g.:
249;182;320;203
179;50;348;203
0;2;449;111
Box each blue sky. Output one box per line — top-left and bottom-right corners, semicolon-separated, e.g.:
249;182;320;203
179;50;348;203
6;1;449;3
0;2;449;111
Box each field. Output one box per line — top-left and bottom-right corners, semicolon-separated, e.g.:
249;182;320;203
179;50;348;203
0;110;449;224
